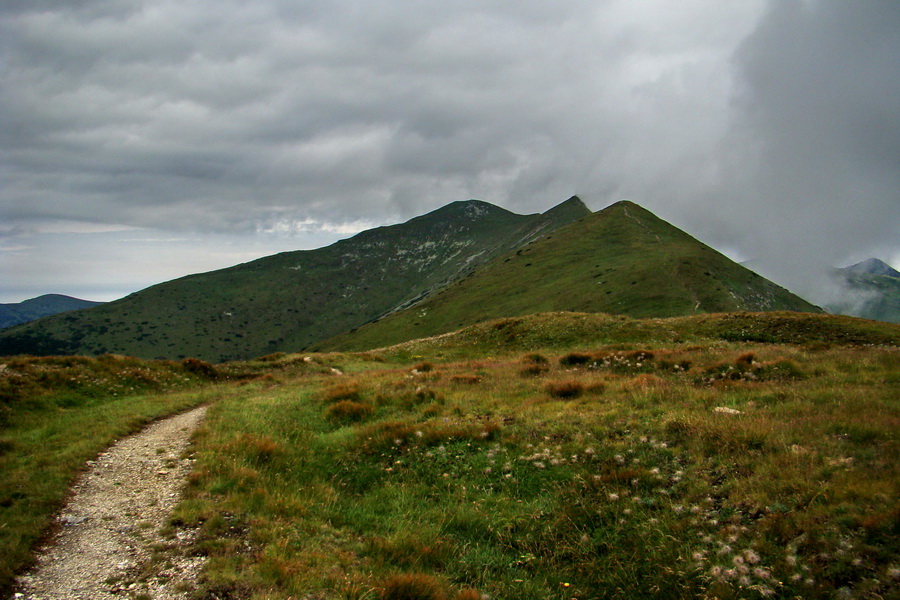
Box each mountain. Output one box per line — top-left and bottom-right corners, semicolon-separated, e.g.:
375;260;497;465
842;258;900;278
318;201;823;351
825;258;900;323
0;295;103;330
0;198;590;361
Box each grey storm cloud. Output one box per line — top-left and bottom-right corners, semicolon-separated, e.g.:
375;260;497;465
680;0;900;300
1;0;897;302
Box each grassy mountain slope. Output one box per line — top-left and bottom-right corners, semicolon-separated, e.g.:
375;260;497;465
319;201;822;351
5;311;897;597
826;259;900;323
0;198;590;362
0;295;103;330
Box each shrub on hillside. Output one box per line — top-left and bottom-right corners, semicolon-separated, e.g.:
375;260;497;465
450;374;482;385
320;382;363;403
380;573;447;600
181;357;219;380
519;364;549;377
545;380;584;398
699;354;806;385
325;400;374;423
522;353;549;365
559;352;592;366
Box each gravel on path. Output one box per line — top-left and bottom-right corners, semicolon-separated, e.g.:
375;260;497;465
15;406;208;600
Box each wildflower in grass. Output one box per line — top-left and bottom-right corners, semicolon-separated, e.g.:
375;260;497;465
754;567;771;580
690;505;701;514
623;509;632;515
609;493;619;501
718;545;732;556
790;574;802;583
888;567;900;580
724;569;735;580
534;461;545;469
693;552;705;562
673;505;684;513
710;566;722;578
614;454;625;465
733;556;744;566
744;550;760;564
738;576;750;587
805;578;815;586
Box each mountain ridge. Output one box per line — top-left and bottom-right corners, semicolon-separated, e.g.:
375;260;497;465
0;294;103;330
0;197;590;360
318;200;823;351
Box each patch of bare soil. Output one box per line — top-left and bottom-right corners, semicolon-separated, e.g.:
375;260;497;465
15;406;208;600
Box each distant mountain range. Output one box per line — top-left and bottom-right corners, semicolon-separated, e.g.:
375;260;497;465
825;258;900;323
0;294;103;330
0;197;824;361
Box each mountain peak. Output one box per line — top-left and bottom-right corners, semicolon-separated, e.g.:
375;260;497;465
842;258;900;278
542;195;591;220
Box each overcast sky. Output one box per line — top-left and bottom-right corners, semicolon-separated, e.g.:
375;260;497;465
1;0;898;304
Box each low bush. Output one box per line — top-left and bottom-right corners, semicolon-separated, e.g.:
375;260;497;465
320;382;363;403
559;352;592;366
545;380;584;398
181;357;219;379
522;353;549;365
380;573;447;600
325;400;374;423
519;364;549;377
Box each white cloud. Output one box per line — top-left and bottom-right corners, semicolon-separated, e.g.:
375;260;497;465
1;0;897;303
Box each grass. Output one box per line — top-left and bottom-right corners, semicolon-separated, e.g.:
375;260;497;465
167;316;897;599
0;355;223;594
3;312;898;599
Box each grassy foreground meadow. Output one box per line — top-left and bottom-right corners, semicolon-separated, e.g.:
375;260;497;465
2;312;899;599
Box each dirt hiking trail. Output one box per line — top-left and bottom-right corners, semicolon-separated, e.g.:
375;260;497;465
15;406;208;600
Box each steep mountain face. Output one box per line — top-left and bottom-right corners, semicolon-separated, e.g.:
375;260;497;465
0;198;590;361
826;258;900;323
319;201;822;351
0;295;103;330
